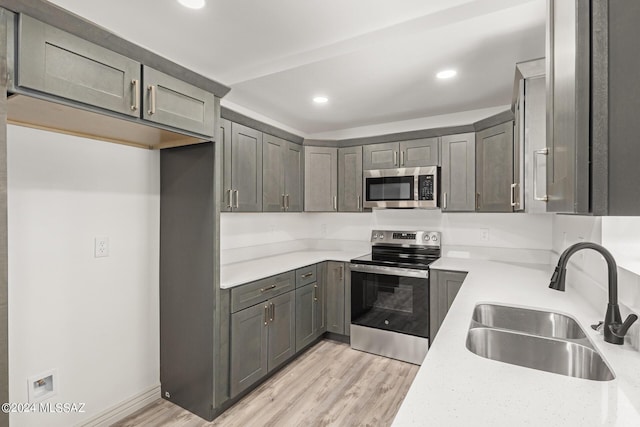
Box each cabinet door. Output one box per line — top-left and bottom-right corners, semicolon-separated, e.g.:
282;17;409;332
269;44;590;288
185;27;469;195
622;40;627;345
304;147;337;212
441;133;476;212
295;283;316;352
476;122;514;212
268;292;295;372
18;15;140;117
262;134;286;212
284;142;304;212
231;123;263;212
546;0;590;214
220;119;233;211
338;146;363;212
142;66;216;137
429;270;466;343
230;303;268;398
363;142;399;170
399;138;439;167
326;261;345;334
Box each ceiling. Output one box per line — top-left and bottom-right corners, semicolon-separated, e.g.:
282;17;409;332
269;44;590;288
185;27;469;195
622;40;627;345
48;0;546;138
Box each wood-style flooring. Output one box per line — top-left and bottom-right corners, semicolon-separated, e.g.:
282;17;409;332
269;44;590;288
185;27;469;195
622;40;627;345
114;340;419;427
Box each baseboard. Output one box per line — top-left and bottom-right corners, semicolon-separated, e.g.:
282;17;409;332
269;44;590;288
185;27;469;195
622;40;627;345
77;384;161;427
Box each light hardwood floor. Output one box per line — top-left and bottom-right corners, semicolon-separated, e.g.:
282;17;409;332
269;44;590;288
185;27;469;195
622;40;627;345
114;340;419;427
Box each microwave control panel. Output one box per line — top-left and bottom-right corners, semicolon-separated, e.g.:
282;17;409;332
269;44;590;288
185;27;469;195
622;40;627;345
418;175;434;201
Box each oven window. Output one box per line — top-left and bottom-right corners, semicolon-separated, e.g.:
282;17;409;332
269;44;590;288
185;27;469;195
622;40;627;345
366;176;414;201
351;271;429;338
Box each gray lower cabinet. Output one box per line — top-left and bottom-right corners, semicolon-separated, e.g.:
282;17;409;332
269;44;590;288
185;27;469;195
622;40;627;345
228;123;263;212
429;270;467;343
363;138;439;170
295;279;325;352
142;66;216;137
441;133;476;212
338;146;363;212
304;146;337;212
476;122;515;212
18;14;140;117
263;134;303;212
326;261;346;335
230;291;295;398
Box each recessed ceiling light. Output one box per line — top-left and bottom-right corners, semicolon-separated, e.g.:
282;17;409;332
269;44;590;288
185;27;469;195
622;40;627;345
313;96;329;104
436;69;457;79
177;0;206;9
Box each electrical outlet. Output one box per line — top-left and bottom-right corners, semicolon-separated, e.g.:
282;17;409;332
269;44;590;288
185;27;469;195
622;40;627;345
95;237;109;258
480;228;489;241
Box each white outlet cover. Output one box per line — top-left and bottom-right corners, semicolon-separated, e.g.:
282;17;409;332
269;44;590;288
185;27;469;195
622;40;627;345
95;236;109;258
27;369;57;403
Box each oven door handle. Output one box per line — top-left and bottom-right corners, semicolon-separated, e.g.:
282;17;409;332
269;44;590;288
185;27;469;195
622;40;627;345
349;263;429;279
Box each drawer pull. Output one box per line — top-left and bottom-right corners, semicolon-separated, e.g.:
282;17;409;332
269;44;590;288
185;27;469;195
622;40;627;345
260;284;277;293
301;272;313;279
313;284;318;302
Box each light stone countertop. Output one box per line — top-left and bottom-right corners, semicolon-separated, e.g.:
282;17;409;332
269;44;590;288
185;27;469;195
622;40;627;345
220;249;369;289
392;257;640;426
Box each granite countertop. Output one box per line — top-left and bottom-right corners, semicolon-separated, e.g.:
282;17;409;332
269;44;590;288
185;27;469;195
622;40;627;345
393;258;640;426
220;249;369;289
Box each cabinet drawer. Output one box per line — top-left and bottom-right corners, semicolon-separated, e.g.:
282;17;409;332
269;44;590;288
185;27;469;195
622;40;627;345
18;14;141;117
295;265;317;288
231;271;295;313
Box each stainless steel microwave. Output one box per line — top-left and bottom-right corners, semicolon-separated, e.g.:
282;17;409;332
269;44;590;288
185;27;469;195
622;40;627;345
363;166;439;209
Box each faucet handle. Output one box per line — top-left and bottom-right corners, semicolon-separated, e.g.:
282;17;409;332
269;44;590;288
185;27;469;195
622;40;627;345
591;321;604;332
610;314;638;339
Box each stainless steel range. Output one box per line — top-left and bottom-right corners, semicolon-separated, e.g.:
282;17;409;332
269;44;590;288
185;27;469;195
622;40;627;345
349;230;441;365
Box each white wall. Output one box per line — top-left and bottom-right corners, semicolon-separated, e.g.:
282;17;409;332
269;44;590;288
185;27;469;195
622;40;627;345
221;210;553;263
7;126;160;426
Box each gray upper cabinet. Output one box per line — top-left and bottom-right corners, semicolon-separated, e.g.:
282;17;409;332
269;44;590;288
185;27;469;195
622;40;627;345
18;14;140;117
229;123;263;212
429;270;466;344
363;142;398;170
476;122;514;212
338;146;363;212
220;119;233;211
142;66;216;137
263;135;303;212
363;138;439;170
399;138;439;167
263;134;287;212
284;142;304;212
546;0;590;214
441;133;475;212
326;261;346;335
304;146;337;212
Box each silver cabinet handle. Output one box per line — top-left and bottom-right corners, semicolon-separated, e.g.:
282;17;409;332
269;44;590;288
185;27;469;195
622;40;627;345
393;151;398;166
147;85;157;115
476;193;481;210
264;304;269;326
260;284;277;293
333;196;337;211
286;194;290;211
510;183;517;207
233;190;239;209
401;151;405;166
443;192;447;210
301;272;313;278
313;284;318;302
534;148;549;201
131;79;140;111
226;189;233;209
270;302;275;322
340;265;344;281
282;194;286;211
357;195;361;211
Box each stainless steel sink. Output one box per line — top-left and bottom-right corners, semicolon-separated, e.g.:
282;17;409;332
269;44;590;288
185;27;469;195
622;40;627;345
472;304;586;339
466;304;614;381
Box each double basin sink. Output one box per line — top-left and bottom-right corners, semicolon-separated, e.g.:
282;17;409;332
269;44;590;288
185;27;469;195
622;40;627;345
466;304;614;381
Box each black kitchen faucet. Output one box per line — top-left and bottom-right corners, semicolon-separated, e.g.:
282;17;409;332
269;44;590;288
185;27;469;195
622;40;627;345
549;242;638;345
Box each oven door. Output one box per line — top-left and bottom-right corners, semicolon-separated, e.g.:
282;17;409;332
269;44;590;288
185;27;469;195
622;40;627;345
349;263;429;338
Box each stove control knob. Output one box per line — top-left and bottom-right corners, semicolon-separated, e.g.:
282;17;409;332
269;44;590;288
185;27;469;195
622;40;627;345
423;235;430;241
431;235;438;242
